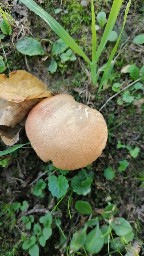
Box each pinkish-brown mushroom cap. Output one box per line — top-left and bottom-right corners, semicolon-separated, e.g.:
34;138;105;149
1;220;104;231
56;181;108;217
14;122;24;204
25;94;108;170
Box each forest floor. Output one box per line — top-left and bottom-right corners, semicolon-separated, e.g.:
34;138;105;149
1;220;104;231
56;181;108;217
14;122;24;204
0;1;144;256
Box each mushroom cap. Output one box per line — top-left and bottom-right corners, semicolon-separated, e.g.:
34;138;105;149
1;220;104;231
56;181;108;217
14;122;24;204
25;94;108;170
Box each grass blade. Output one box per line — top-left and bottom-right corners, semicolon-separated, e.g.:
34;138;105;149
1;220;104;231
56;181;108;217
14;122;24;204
91;0;97;85
20;0;90;64
0;143;29;157
95;0;124;64
99;0;132;91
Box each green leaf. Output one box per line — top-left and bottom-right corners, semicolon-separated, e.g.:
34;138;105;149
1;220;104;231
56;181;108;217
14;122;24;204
111;217;133;236
75;200;92;215
94;0;124;64
20;201;29;212
32;179;46;197
118;160;129;172
22;236;36;250
60;49;76;63
19;0;90;64
16;37;45;56
101;204;117;219
128;65;140;80
122;91;134;103
110;237;124;251
38;235;46;247
70;227;87;252
104;167;115;180
96;11;107;28
71;170;93;195
122;231;134;243
101;225;111;244
0;34;5;40
48;59;57;73
52;39;68;55
42;227;52;240
130;147;140;158
29;244;39;256
39;213;52;227
108;31;118;42
133;82;143;90
85;224;104;254
0;56;6;73
0;143;29;157
112;82;122;92
34;223;41;235
133;34;144;45
0;19;12;35
48;175;69;199
86;218;98;227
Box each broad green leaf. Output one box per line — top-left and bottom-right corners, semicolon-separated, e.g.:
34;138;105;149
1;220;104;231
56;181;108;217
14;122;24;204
22;236;36;250
0;56;6;73
0;34;5;40
20;0;90;64
52;39;68;55
0;19;12;35
112;82;122;92
38;235;46;247
130;147;140;158
48;59;57;73
133;34;144;45
122;231;134;243
96;11;107;28
75;200;92;215
108;30;118;42
111;217;133;236
0;143;29;157
32;179;46;197
118;160;129;172
48;175;69;199
110;237;124;251
101;225;111;244
128;65;140;80
34;223;41;235
20;201;29;211
86;218;98;227
29;244;39;256
101;204;117;219
133;82;143;90
122;91;134;103
104;167;115;180
60;49;76;63
16;37;45;56
85;224;104;254
39;213;52;227
42;227;52;240
70;227;87;252
71;170;93;195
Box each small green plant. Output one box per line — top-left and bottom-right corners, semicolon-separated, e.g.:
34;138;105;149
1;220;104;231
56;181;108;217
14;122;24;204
19;0;132;90
117;140;141;159
48;39;77;74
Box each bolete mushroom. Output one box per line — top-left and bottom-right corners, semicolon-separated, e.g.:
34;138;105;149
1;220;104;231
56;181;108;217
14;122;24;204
25;94;107;170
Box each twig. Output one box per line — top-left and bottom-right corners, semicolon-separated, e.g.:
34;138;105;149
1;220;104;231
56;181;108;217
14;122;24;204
99;78;142;111
30;170;48;185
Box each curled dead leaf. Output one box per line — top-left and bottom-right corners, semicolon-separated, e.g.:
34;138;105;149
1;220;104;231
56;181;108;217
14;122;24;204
0;70;52;145
0;70;51;102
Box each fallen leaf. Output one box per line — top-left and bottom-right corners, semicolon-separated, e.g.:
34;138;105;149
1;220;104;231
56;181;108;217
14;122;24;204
0;70;52;145
0;70;51;102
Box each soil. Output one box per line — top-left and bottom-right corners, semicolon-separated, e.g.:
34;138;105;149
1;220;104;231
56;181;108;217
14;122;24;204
0;1;144;256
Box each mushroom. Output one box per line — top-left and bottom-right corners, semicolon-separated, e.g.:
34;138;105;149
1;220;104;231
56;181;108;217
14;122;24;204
25;94;108;170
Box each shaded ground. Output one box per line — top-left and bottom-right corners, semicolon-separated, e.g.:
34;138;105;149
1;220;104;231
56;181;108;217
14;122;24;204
0;0;144;255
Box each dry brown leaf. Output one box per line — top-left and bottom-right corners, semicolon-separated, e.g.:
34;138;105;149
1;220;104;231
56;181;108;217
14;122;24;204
0;70;52;102
0;70;52;145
